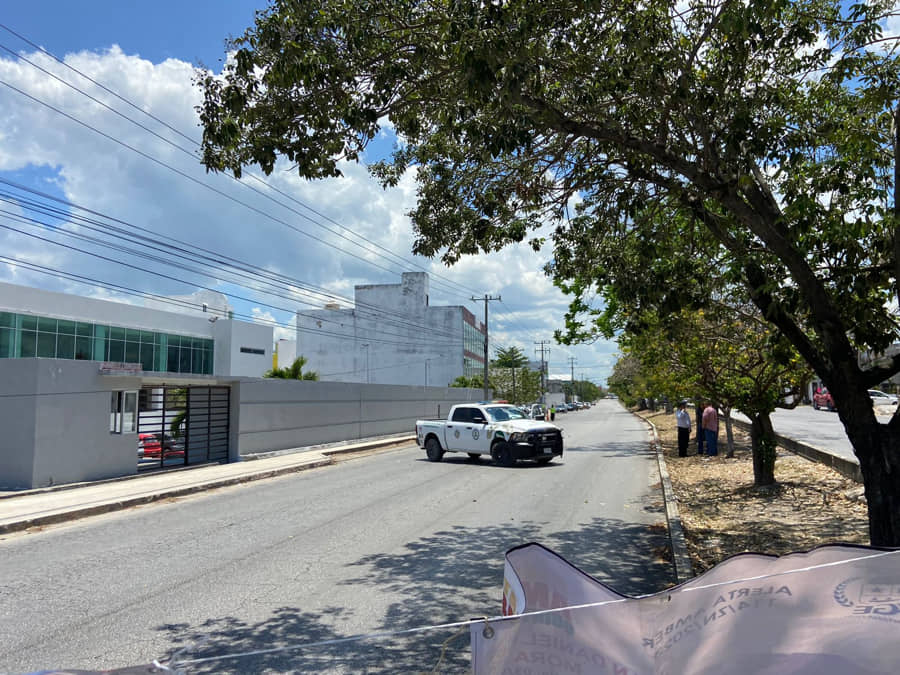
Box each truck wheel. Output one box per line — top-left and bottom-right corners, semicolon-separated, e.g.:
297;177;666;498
492;442;515;467
425;437;444;462
467;453;481;462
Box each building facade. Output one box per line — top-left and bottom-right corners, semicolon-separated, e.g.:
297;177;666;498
296;272;486;386
0;281;272;377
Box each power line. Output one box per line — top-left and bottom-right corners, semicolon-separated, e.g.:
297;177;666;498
0;179;476;341
0;28;483;301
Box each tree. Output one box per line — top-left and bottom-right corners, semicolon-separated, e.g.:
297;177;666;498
198;1;900;544
492;345;529;401
620;306;811;484
490;366;541;404
264;356;319;381
451;375;483;389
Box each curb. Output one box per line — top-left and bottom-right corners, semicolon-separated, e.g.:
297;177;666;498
0;456;334;536
644;417;694;583
729;419;862;483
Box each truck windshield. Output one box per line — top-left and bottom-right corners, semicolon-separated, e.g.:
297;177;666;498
485;406;526;422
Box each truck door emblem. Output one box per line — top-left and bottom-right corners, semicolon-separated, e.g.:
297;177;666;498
473;430;480;440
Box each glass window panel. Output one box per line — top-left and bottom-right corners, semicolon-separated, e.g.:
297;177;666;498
167;334;182;348
56;333;75;359
75;336;92;360
140;343;155;371
109;326;126;340
167;345;179;372
57;319;76;335
0;327;11;357
19;331;36;357
123;391;137;434
110;391;122;433
37;317;57;332
108;340;125;362
191;348;204;374
21;315;37;330
93;326;108;360
0;311;14;328
179;347;191;373
125;341;140;364
37;332;56;358
76;321;94;337
140;330;155;343
125;328;141;341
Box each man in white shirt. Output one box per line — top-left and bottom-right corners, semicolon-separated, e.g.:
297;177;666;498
675;400;691;457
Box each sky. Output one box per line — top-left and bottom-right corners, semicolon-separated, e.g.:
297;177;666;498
0;1;620;385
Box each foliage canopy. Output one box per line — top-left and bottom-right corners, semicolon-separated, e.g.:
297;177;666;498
198;0;900;543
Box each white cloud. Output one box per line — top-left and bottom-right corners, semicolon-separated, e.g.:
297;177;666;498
0;46;616;385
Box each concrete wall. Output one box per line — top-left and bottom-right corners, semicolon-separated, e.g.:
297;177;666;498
0;359;140;489
0;356;485;488
235;379;483;455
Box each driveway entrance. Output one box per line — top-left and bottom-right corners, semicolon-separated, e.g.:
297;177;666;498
137;385;230;471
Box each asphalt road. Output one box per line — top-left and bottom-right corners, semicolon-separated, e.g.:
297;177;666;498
0;400;674;674
733;405;897;464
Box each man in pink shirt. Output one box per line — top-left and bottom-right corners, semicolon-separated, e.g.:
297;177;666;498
701;401;719;456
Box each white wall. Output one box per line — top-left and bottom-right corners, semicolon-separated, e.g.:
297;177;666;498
297;273;469;386
212;319;272;377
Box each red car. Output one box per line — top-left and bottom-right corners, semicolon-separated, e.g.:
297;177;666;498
138;433;185;460
813;388;835;411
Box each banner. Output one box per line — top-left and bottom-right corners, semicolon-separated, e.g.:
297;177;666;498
471;543;900;674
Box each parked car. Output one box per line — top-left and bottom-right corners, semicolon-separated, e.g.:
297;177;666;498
138;432;184;460
869;390;899;406
528;404;546;420
813;388;835;411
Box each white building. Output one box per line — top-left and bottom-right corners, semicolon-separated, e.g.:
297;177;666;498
0;281;272;377
297;272;486;386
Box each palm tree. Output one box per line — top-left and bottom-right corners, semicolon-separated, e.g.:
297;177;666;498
264;356;319;380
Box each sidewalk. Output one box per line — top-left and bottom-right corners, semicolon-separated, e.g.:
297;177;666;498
0;434;415;535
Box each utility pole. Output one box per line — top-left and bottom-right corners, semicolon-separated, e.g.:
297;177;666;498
568;356;577;402
472;294;501;400
535;340;550;404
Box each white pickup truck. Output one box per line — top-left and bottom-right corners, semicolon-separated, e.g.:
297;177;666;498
415;403;563;466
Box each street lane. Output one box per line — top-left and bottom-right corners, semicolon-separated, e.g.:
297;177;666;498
0;400;673;673
734;405;896;465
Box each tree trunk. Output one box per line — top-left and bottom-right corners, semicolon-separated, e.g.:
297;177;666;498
722;407;735;458
748;412;777;486
840;418;900;546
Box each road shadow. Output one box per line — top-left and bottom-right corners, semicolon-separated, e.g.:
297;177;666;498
155;516;674;673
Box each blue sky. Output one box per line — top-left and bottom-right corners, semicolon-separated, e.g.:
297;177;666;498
0;1;618;385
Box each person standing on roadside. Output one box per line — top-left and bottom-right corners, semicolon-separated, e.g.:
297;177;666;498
702;400;719;456
550;405;556;421
675;400;691;457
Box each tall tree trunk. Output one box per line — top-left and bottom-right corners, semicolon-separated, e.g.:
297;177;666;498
840;416;900;546
748;412;777;486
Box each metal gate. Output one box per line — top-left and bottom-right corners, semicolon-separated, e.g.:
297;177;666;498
137;386;230;471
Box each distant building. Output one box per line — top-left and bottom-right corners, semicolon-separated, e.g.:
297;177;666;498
296;272;485;386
